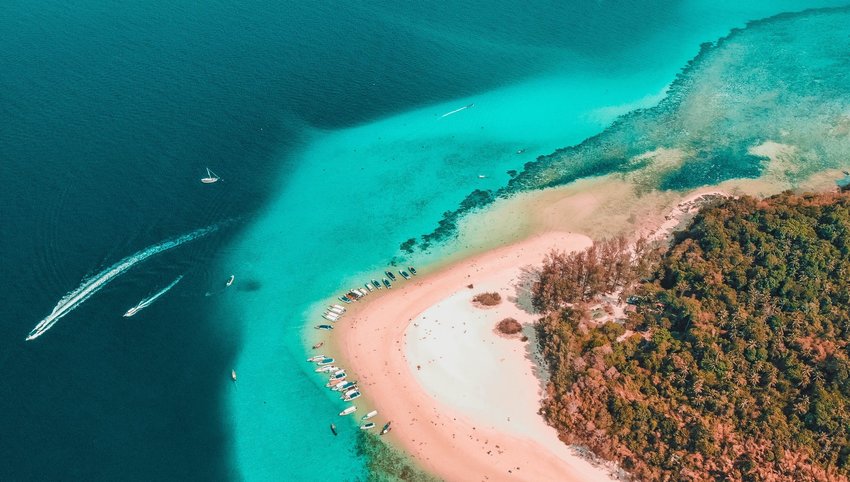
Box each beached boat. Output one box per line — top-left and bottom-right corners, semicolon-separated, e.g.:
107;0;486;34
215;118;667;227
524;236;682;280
328;306;345;315
339;296;352;303
322;313;339;322
380;421;392;435
360;422;375;430
315;365;339;373
330;424;338;436
372;280;382;290
331;303;346;312
342;391;361;401
317;357;335;365
399;270;411;280
342;388;359;398
315;324;334;330
382;278;391;289
226;275;235;287
362;410;378;420
231;369;237;382
408;266;417;275
201;167;220;184
356;288;368;297
312;341;324;350
333;381;356;391
339;406;356;416
385;271;397;281
307;355;325;362
364;283;374;292
329;371;346;381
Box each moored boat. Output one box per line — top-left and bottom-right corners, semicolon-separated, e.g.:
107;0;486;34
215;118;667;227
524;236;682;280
201;167;220;184
329;371;346;381
360;422;375;430
330;424;338;436
231;369;237;382
322;313;339;322
342;391;361;401
382;278;391;289
333;381;357;391
317;357;335;365
315;365;339;373
408;266;417;275
399;270;411;280
385;271;397;281
307;355;325;362
364;283;374;292
339;406;356;416
312;341;324;349
328;306;345;315
372;280;382;289
339;296;352;304
362;410;378;420
380;421;392;435
315;324;334;330
331;304;346;312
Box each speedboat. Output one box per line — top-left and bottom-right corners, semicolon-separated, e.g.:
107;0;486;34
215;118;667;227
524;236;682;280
307;355;325;362
371;280;382;290
364;283;374;292
333;381;356;391
380;421;392;435
330;424;338;436
339;296;352;304
399;270;411;280
382;278;391;289
226;275;235;287
201;167;220;184
339;406;356;416
331;304;346;312
329;371;346;381
315;365;339;373
123;303;143;317
356;288;368;297
315;324;334;330
328;306;345;315
385;271;397;281
231;369;237;382
362;410;378;420
342;391;361;401
322;313;339;322
317;357;335;365
408;266;417;275
360;422;375;430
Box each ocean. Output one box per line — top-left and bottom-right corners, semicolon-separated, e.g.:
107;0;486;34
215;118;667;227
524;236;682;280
2;1;846;480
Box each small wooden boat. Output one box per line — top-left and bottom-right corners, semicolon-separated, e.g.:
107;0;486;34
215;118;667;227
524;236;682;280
315;324;334;330
339;406;357;416
385;271;397;281
307;355;325;362
330;424;338;436
372;280;382;290
360;422;375;430
201;167;220;184
362;410;378;420
317;357;335;365
399;270;411;280
408;266;417;275
382;278;392;289
380;421;392;435
312;342;324;350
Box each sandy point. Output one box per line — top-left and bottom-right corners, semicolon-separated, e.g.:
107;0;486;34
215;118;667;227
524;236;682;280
335;231;619;482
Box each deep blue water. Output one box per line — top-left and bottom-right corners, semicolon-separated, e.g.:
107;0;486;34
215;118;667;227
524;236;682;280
2;1;848;480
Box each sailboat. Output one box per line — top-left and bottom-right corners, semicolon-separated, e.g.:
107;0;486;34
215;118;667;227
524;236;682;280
201;168;220;184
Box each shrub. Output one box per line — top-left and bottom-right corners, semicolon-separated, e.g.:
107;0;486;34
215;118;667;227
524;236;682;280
497;318;522;335
473;292;501;306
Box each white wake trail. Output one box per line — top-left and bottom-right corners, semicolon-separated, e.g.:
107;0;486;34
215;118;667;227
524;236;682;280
125;275;184;316
440;103;474;118
27;225;217;341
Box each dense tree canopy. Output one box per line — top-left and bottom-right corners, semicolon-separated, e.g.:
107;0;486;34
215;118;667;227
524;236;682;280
537;191;850;481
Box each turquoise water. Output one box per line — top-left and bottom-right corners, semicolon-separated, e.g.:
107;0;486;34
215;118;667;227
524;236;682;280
222;3;850;480
3;1;847;481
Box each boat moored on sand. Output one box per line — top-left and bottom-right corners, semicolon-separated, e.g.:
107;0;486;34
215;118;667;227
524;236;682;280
360;422;375;430
342;390;361;401
371;280;382;290
385;271;397;281
399;270;411;280
382;278;391;289
380;421;392;435
408;266;417;275
362;410;378;420
339;406;356;416
307;355;325;362
317;357;335;365
315;365;339;373
315;324;334;330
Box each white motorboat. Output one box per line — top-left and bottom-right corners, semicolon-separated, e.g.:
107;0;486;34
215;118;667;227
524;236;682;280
339;406;356;416
360;422;375;430
362;410;378;420
226;275;235;287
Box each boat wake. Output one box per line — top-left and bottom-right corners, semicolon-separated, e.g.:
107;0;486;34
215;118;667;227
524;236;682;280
27;225;218;341
440;103;474;118
123;275;184;317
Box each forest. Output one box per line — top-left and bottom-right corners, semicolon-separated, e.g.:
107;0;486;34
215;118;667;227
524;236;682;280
536;191;850;481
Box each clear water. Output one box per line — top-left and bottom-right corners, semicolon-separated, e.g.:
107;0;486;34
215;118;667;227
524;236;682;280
2;1;847;481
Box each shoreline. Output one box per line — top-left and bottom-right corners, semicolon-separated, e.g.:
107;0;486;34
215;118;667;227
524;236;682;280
319;166;845;480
